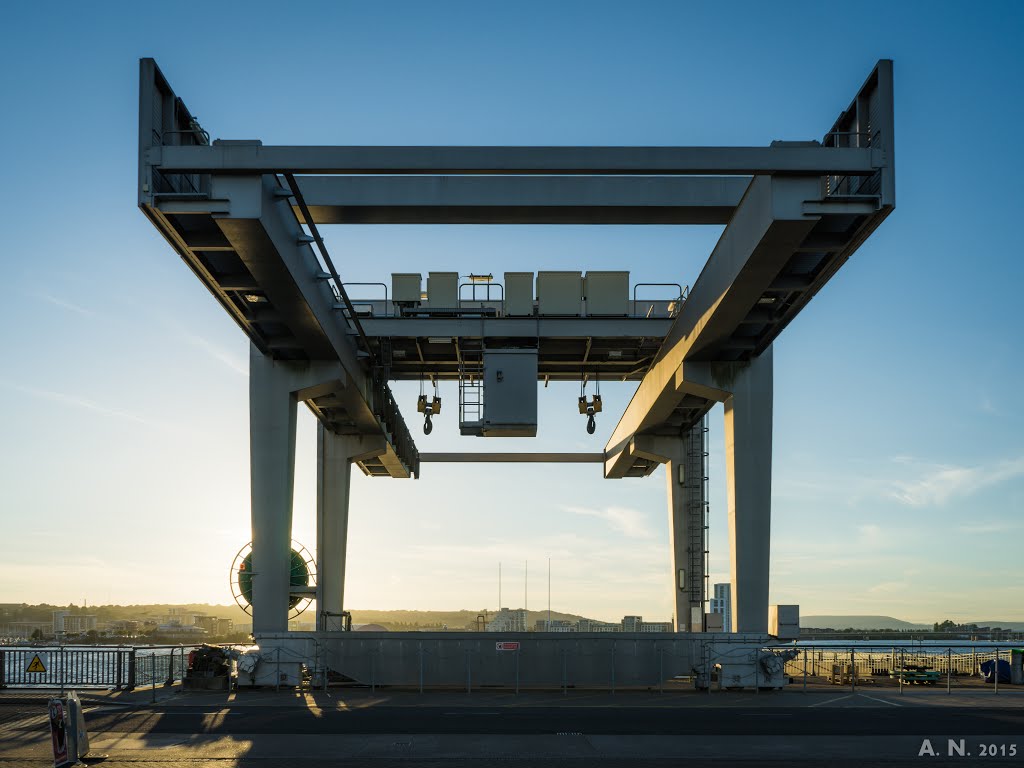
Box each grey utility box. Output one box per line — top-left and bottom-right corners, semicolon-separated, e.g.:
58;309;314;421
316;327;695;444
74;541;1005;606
504;272;534;316
427;272;458;308
536;271;583;316
768;604;800;639
392;273;422;304
482;349;538;437
584;271;630;316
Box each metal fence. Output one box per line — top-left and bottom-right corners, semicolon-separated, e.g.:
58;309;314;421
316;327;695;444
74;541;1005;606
0;646;198;692
782;644;1023;693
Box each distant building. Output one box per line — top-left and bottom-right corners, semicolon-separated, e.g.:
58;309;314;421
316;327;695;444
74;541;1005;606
622;615;643;632
0;621;51;639
710;583;732;632
535;619;574;632
106;620;140;636
195;616;234;636
52;612;97;635
486;608;527;632
640;622;673;633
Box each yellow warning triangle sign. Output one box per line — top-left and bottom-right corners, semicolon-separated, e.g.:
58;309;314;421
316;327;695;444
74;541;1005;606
26;654;47;673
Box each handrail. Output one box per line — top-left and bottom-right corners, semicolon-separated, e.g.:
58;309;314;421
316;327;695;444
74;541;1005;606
284;173;376;366
458;281;504;306
342;282;389;315
633;283;684;304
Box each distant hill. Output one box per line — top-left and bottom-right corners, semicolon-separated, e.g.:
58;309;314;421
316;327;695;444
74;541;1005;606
348;609;593;631
801;615;930;630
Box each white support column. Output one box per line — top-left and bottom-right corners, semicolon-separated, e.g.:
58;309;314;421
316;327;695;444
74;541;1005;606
724;346;773;633
665;441;689;632
249;345;299;634
317;424;354;631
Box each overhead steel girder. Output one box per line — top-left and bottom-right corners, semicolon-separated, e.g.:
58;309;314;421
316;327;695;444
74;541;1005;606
358;316;673;339
290;175;751;225
604;175;821;478
149;144;881;177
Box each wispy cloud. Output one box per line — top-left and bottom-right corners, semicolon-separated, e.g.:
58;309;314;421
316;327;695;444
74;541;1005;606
31;291;95;316
957;520;1024;535
1;381;184;433
563;505;654;538
888;456;1024;507
180;333;247;375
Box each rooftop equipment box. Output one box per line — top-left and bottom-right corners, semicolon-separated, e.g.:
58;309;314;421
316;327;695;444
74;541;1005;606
427;272;458;308
536;271;583;316
504;272;534;316
482;349;538;437
704;612;724;632
392;273;422;304
584;271;629;316
769;604;800;639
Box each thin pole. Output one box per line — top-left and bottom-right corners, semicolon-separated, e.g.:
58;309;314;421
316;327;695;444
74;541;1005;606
499;562;502;610
547;558;551;631
524;560;528;620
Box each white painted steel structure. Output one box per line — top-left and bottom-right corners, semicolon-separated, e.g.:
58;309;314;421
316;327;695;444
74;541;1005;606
138;59;894;642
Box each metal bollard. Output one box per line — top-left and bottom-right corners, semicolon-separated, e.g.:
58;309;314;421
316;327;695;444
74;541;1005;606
418;642;424;694
610;641;616;694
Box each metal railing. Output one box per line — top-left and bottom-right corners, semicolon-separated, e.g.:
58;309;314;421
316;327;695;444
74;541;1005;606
0;645;199;692
824;130;883;198
781;644;1022;694
632;283;687;318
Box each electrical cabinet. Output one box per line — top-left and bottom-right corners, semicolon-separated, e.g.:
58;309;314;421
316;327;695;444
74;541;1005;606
536;271;583;316
427;272;458;308
482;349;538;437
504;272;534;316
391;273;422;304
584;271;629;315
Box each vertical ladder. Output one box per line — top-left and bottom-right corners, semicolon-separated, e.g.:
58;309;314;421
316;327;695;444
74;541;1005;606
684;416;710;611
458;340;484;434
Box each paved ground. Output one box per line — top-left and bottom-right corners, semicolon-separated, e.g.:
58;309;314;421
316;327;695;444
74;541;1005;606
1;686;1022;766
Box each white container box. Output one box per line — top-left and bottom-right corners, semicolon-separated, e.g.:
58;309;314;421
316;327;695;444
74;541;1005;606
392;273;422;304
427;272;458;308
584;271;629;315
536;271;583;316
769;604;800;637
504;272;534;316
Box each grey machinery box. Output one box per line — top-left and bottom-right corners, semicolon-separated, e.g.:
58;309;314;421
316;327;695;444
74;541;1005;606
584;271;629;316
392;273;422;304
482;349;538;437
504;272;534;316
536;271;583;316
427;272;459;308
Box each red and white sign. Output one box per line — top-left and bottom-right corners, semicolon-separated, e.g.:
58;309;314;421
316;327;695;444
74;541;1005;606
495;641;520;651
48;699;68;767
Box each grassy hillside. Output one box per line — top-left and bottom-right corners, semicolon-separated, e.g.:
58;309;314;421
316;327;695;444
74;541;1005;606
802;615;931;630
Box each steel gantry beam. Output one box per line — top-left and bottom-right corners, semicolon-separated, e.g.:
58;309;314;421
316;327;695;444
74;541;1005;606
138;56;894;639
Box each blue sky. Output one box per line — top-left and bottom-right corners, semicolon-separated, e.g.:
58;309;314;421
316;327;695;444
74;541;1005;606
1;1;1022;623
